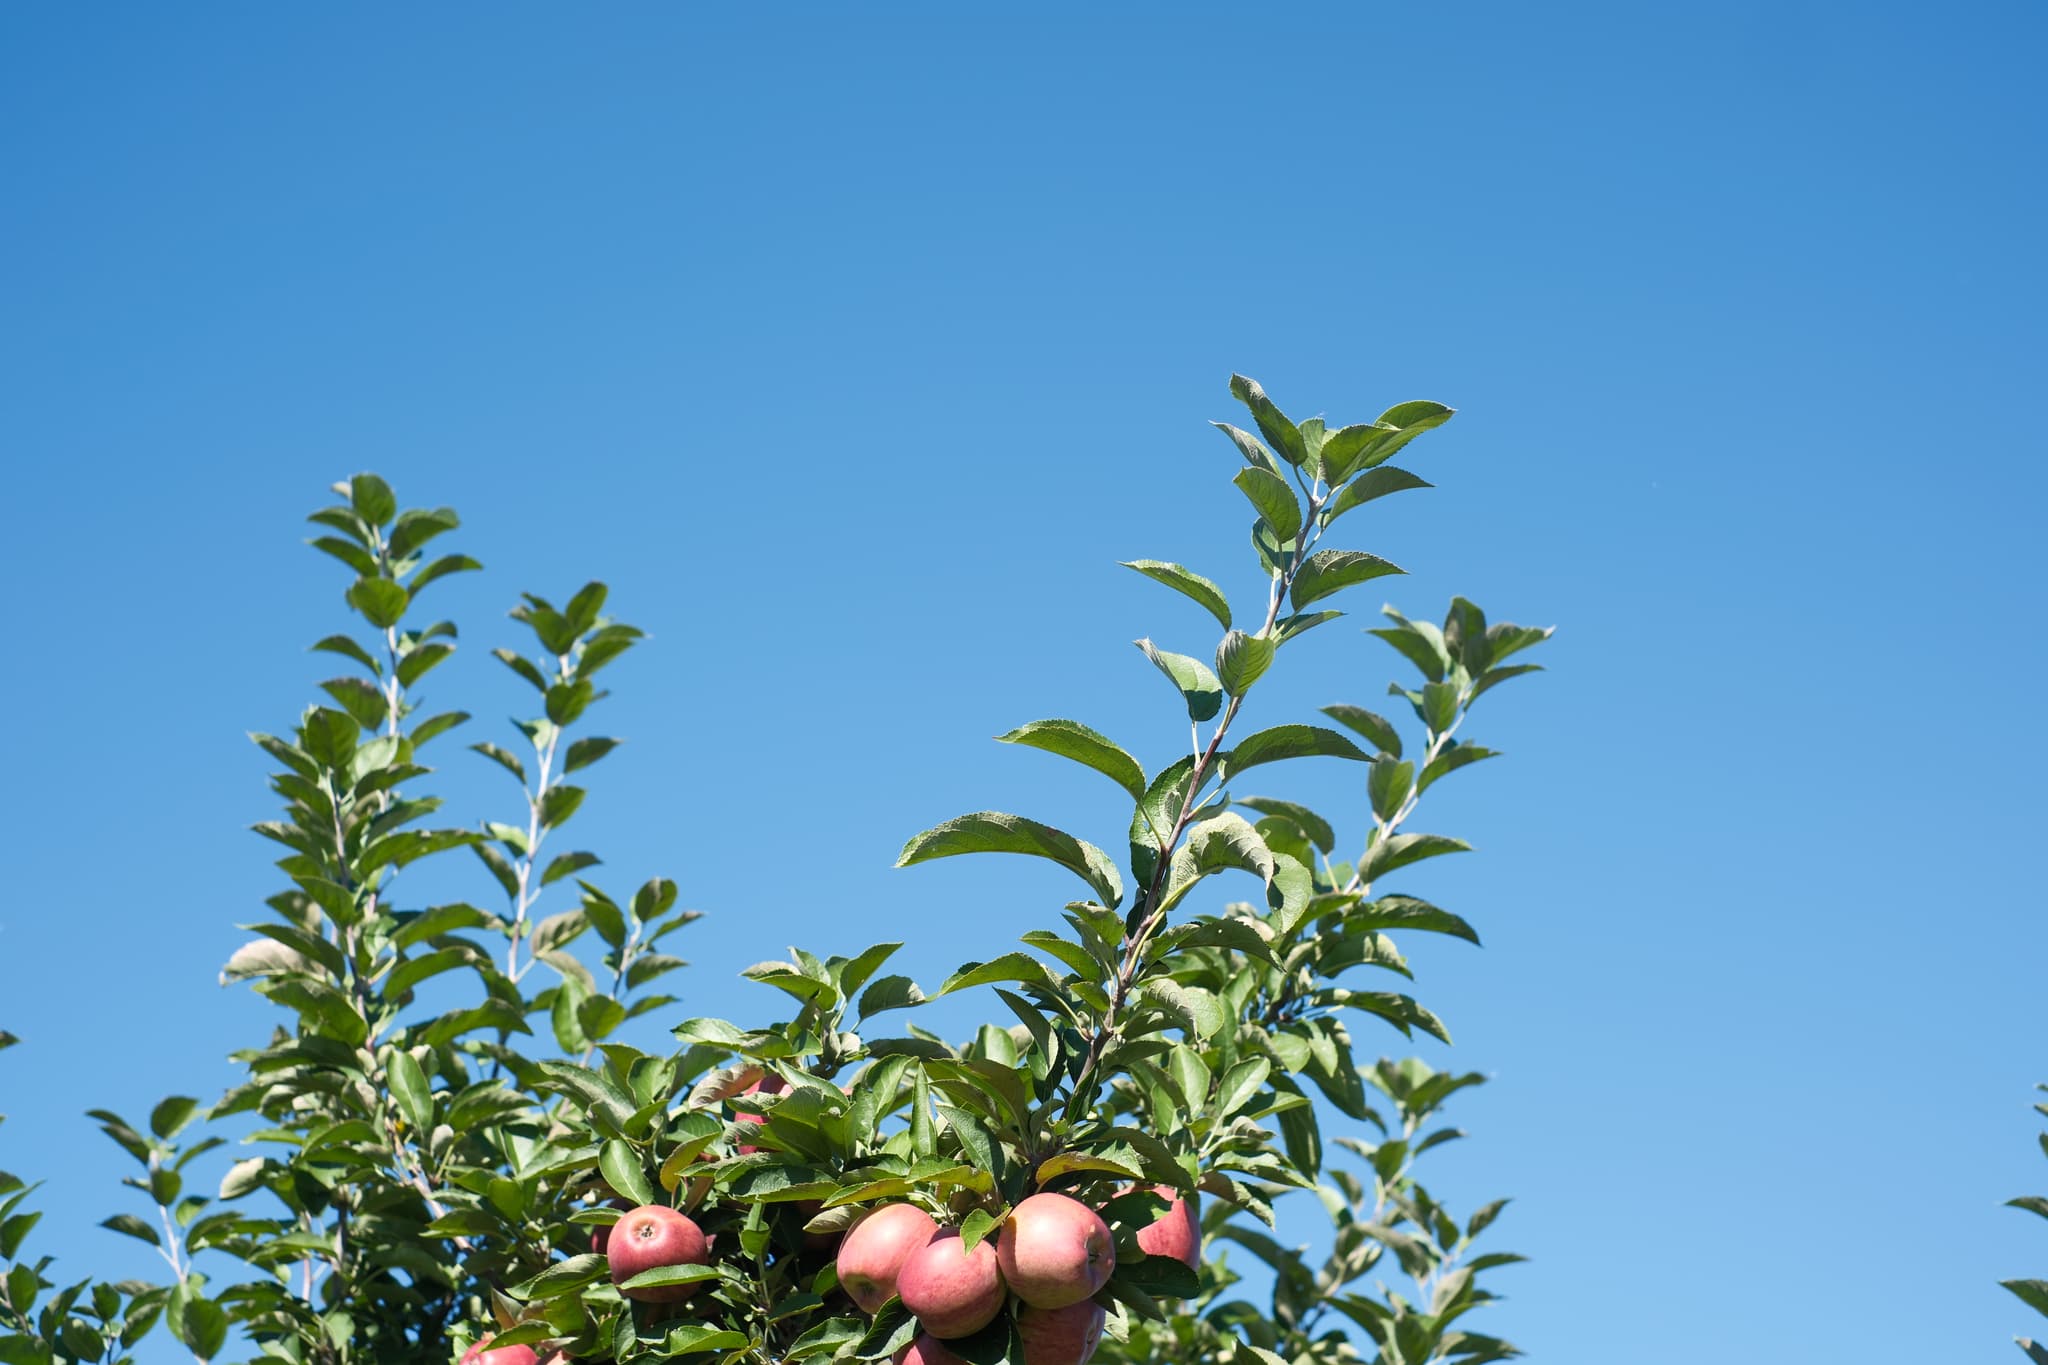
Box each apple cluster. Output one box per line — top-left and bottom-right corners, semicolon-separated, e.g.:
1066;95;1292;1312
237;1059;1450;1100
835;1187;1199;1365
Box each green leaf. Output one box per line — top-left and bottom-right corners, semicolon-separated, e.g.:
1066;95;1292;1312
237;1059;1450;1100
1368;757;1415;822
1371;609;1452;681
1250;516;1290;577
387;1050;434;1134
1275;609;1343;645
1116;1252;1201;1300
309;535;377;577
660;1324;749;1354
858;975;926;1017
348;473;396;525
1418;743;1498;793
540;783;586;828
1036;1152;1144;1184
1321;466;1432;526
1474;662;1546;702
412;710;470;745
347;577;410;629
513;1254;609;1299
1276;1087;1322;1177
218;1157;269;1199
958;1207;1003;1254
1134;639;1223;722
1212;1058;1272;1121
172;1293;228;1361
1349;895;1480;945
1357;833;1470;884
564;736;621;773
493;648;549;692
837;940;902;999
1232;467;1303;542
148;1095;200;1140
1212;421;1282;475
546;678;596;725
95;1211;153;1247
1138;979;1227;1038
897;811;1124;909
1228;375;1308;468
1222;725;1370;781
996;719;1147;801
937;952;1061;998
387;505;460;558
600;1139;656;1206
1320;704;1403;758
1215;630;1275;697
1120;560;1232;630
1290;550;1404;610
1178;812;1275;886
260;978;369;1047
1320;402;1455;482
1129;755;1200;887
395;641;455;687
310;633;383;676
410;554;481;597
301;706;360;770
471;742;527;784
543;850;602;887
1236;797;1335;854
564;581;609;635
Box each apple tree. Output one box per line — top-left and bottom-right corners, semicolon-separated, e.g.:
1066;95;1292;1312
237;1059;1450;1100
0;376;1551;1365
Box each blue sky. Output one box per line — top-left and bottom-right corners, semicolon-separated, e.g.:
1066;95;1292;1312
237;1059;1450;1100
2;4;2044;1361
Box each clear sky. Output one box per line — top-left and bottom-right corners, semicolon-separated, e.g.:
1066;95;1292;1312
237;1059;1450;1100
3;4;2044;1362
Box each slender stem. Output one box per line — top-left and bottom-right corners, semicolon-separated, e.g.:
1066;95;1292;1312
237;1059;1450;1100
505;690;564;981
1062;482;1329;1125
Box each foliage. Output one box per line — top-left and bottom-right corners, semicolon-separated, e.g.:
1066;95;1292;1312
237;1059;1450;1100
0;378;1552;1365
2005;1086;2048;1363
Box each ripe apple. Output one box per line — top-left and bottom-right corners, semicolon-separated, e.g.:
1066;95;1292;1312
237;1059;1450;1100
896;1227;1006;1339
460;1338;536;1365
1132;1184;1200;1268
996;1193;1114;1310
893;1335;968;1365
837;1203;939;1313
606;1204;710;1302
1018;1300;1106;1365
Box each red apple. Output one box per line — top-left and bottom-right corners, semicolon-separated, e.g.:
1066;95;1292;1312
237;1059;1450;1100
606;1204;710;1302
1018;1300;1106;1365
996;1193;1114;1310
894;1335;969;1365
1132;1184;1200;1268
837;1203;939;1313
460;1338;536;1365
896;1227;1005;1339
